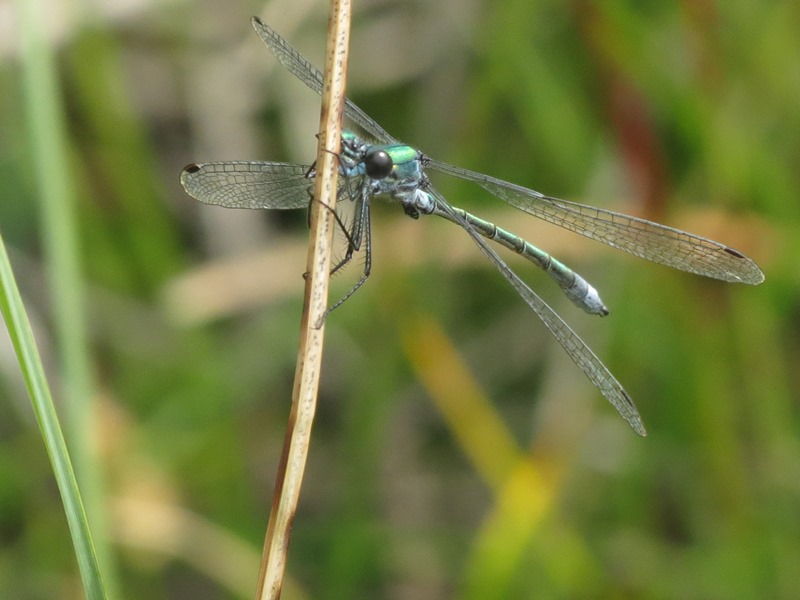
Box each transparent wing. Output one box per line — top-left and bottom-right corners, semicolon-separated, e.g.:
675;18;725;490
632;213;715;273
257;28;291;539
428;160;764;285
429;190;647;436
251;17;398;145
180;161;312;209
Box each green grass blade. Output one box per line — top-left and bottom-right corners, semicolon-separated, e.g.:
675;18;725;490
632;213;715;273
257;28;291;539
0;234;109;599
14;0;113;597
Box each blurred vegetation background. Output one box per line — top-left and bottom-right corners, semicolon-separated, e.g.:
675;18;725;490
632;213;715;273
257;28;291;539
2;0;797;598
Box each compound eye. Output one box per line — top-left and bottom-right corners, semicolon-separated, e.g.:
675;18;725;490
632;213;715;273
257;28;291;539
364;149;393;179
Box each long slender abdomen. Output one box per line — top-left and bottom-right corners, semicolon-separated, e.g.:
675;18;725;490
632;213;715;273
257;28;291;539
449;207;609;316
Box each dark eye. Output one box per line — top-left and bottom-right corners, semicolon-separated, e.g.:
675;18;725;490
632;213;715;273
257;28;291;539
364;149;393;179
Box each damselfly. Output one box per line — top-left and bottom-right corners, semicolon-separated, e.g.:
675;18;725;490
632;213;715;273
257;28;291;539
181;17;764;435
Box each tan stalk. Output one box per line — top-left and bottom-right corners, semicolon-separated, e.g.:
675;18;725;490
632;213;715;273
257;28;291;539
255;2;352;599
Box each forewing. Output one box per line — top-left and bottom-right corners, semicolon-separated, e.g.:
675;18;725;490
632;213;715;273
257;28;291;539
180;161;312;209
428;160;764;285
251;17;398;145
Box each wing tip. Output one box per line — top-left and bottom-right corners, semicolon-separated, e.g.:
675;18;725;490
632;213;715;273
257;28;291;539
720;246;765;285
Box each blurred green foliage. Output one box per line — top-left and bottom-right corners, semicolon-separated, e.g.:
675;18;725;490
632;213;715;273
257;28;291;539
2;0;797;598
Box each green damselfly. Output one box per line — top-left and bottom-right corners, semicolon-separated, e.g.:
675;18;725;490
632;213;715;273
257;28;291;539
181;18;764;435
